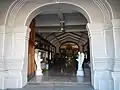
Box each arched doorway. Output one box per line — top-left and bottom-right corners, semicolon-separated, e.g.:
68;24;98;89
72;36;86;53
3;1;114;90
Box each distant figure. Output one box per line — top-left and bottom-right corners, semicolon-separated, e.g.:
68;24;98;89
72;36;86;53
41;60;46;73
75;60;78;74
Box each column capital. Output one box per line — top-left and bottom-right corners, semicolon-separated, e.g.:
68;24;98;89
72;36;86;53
13;26;31;40
103;22;113;31
87;23;104;31
112;72;120;78
112;19;120;29
87;22;113;31
13;26;31;33
0;25;5;33
87;23;105;37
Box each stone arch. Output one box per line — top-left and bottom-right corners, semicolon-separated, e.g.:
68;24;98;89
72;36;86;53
5;0;27;27
3;0;115;89
93;0;113;22
8;0;107;27
4;0;114;28
24;2;91;26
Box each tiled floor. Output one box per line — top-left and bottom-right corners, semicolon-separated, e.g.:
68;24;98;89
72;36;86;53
9;84;94;90
7;68;94;90
29;74;91;85
29;68;91;84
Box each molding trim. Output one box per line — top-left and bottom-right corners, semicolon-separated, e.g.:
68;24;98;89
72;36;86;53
112;19;120;29
5;0;27;27
93;0;113;22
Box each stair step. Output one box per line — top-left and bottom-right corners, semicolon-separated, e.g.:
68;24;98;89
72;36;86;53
28;82;91;86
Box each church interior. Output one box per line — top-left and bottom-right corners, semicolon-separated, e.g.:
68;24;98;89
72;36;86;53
27;8;91;84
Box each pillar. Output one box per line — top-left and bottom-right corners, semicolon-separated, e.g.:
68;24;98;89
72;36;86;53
4;26;30;89
103;22;114;90
0;25;5;89
112;19;120;90
87;23;113;90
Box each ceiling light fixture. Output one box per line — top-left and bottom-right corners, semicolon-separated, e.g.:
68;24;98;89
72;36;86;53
61;27;64;31
56;0;60;3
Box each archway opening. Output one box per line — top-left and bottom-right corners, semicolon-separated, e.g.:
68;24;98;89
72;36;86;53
3;0;113;89
26;3;91;85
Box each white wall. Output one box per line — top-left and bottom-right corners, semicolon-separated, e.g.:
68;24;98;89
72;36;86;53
0;0;120;90
112;19;120;90
87;23;114;90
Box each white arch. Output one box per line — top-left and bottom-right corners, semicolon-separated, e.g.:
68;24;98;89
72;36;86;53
5;0;108;27
4;0;114;28
5;0;27;27
93;0;113;22
1;0;115;89
24;2;91;26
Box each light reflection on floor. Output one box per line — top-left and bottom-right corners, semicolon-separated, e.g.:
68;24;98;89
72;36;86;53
25;69;94;90
28;68;91;85
7;68;94;90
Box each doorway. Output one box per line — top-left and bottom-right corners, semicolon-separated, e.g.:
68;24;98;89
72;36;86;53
27;8;91;85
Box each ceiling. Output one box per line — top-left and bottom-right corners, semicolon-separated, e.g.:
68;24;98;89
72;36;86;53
35;8;88;46
38;31;88;44
40;8;78;14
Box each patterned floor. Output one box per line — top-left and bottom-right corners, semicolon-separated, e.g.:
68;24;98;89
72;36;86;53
7;68;94;90
7;84;94;90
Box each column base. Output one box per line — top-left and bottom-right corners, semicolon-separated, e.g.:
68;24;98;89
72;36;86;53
5;77;23;89
0;72;5;89
112;72;120;90
77;70;84;76
5;70;27;89
99;78;113;90
36;70;43;76
92;70;113;90
77;76;84;82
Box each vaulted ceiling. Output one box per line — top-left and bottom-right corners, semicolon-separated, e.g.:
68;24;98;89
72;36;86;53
35;8;88;46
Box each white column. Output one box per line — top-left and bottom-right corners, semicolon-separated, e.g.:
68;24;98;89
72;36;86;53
112;19;120;90
87;23;113;90
0;25;5;89
4;26;30;89
103;22;114;90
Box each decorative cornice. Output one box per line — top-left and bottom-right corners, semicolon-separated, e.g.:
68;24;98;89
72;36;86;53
87;23;104;31
112;19;120;29
13;26;28;33
112;72;120;78
0;25;5;34
13;26;30;40
103;22;113;31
